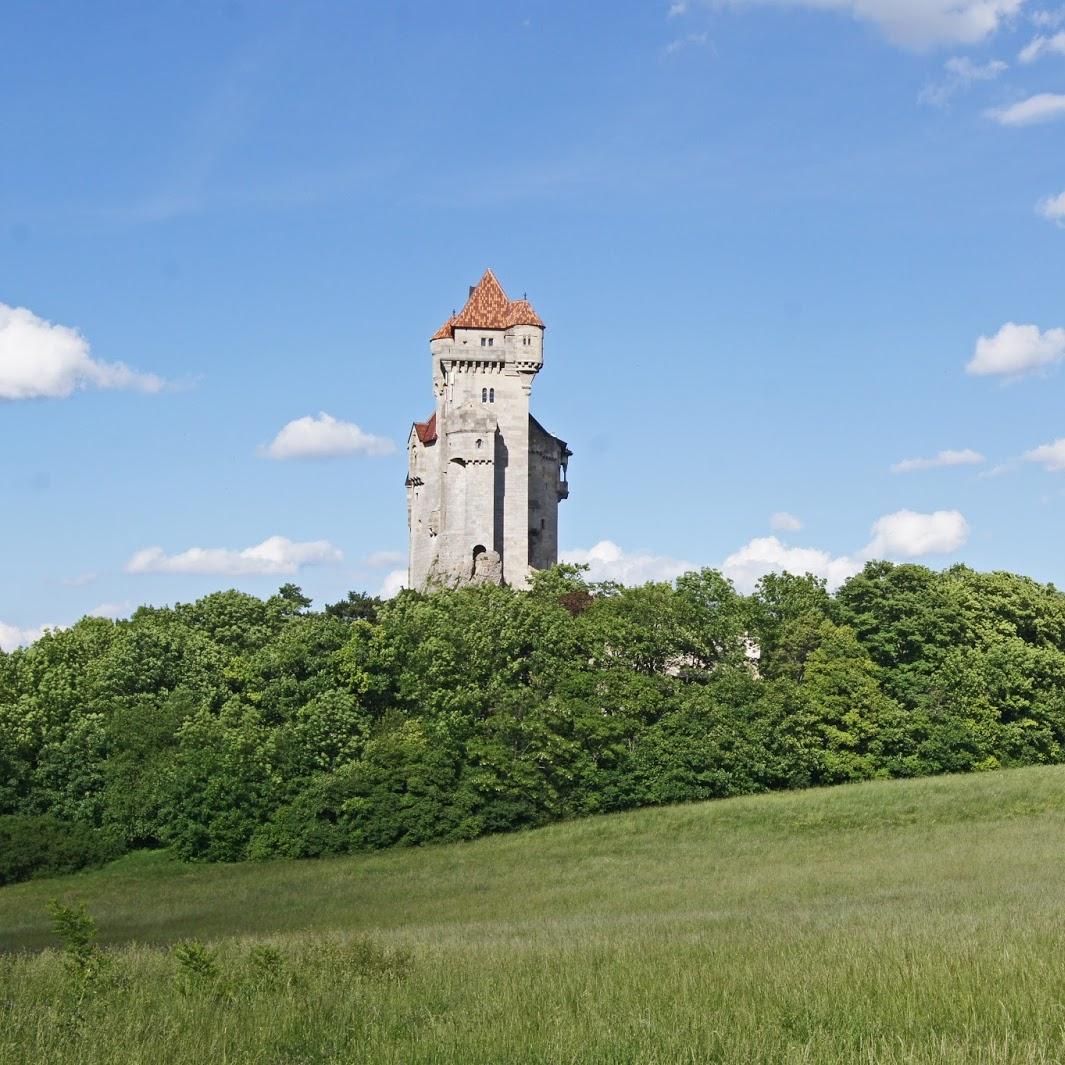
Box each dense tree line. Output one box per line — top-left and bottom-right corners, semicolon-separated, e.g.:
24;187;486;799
3;562;1065;883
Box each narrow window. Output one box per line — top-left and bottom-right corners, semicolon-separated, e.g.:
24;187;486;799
488;337;494;347
482;387;487;402
480;337;486;347
489;388;495;403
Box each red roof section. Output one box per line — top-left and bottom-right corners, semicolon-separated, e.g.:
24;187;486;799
413;412;437;445
431;269;544;340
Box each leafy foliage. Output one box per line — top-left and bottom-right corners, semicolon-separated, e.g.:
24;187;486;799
4;564;1065;880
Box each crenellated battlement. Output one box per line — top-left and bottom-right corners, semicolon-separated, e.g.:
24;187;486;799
407;270;570;591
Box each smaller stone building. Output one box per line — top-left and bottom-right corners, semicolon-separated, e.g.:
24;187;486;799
406;270;570;590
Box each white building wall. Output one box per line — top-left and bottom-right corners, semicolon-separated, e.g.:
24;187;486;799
409;310;566;590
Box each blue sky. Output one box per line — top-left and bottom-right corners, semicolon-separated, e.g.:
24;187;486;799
3;0;1065;645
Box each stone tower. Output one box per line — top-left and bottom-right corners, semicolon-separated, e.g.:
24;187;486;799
406;270;570;590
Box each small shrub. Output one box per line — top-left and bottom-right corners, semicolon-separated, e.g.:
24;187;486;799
47;900;110;991
244;944;286;991
172;939;221;997
0;816;122;885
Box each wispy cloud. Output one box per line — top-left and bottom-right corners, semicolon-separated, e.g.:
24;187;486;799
770;511;804;532
987;92;1065;125
919;56;1007;107
1031;7;1065;30
88;601;132;620
1019;30;1065;60
891;448;986;473
696;0;1024;50
665;31;710;55
361;550;405;569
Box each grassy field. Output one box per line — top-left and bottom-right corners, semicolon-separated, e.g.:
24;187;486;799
4;767;1065;1063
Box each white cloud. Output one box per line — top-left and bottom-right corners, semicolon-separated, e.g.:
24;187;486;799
1024;437;1065;470
770;511;804;532
561;540;696;584
891;448;986;473
920;56;1008;106
1019;29;1065;58
62;572;98;588
967;322;1065;376
0;302;164;400
863;509;969;558
987;92;1065;124
379;569;408;598
1037;190;1065;224
1031;7;1065;28
0;621;56;652
722;537;861;593
566;508;970;596
261;412;395;460
362;550;405;569
665;31;710;53
126;535;343;576
708;0;1024;49
88;601;132;619
669;0;690;14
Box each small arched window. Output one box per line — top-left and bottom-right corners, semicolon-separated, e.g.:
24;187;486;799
489;388;495;403
482;387;487;403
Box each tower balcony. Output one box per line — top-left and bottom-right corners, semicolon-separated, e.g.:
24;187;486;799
556;479;569;500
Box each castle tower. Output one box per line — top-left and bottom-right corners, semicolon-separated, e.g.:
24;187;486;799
406;270;570;590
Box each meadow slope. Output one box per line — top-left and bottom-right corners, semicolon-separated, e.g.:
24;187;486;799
3;766;1065;1064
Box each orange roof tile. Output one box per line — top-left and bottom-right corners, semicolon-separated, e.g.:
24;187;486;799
430;269;544;340
413;412;437;445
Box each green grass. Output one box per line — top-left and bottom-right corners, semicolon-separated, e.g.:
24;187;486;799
4;767;1065;1063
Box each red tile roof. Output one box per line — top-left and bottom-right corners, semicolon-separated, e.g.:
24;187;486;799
431;269;544;340
413;412;437;445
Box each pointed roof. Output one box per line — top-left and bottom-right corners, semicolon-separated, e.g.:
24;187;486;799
412;412;437;445
431;269;544;340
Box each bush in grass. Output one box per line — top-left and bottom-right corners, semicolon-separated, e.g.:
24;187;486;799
0;816;122;885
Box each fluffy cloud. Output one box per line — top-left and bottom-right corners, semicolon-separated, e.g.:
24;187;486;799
863;509;970;557
379;569;408;598
1023;437;1065;471
566;509;969;595
707;0;1024;49
987;93;1065;125
721;537;861;593
126;535;342;576
261;412;394;460
1037;190;1065;224
0;621;55;652
891;448;985;473
920;56;1008;107
1019;29;1065;59
967;322;1065;376
0;302;164;400
725;510;969;592
561;540;695;584
770;511;804;532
